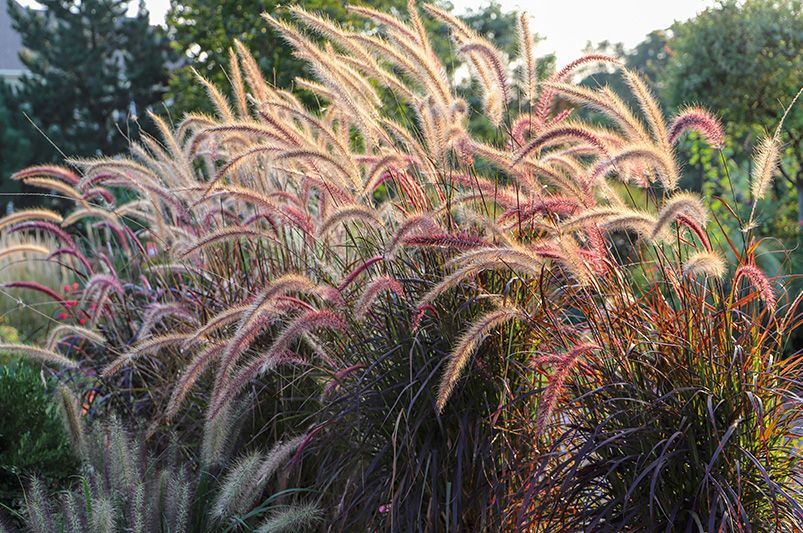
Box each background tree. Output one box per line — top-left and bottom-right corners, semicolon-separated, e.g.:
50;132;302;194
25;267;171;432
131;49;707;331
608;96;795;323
663;0;803;228
7;0;171;170
164;0;522;119
0;82;33;209
580;30;672;103
164;0;405;117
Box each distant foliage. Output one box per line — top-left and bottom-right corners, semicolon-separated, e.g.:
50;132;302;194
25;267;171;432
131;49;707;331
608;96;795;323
6;0;171;182
664;0;803;228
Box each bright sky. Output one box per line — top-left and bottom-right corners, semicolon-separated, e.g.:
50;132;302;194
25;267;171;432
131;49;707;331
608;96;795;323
21;0;717;65
453;0;717;63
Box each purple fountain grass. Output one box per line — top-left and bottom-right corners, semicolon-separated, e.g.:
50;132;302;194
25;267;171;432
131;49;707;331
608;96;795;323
6;4;801;530
530;342;599;436
512;125;611;167
337;255;385;291
0;343;79;368
11;221;77;248
102;333;197;377
11;164;81;186
354;276;404;319
436;306;526;411
536;54;621;121
667;106;724;147
165;341;226;421
2;281;71;310
734;262;777;311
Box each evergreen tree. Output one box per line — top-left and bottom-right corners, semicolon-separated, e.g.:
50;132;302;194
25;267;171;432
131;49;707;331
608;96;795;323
7;0;171;165
0;81;33;205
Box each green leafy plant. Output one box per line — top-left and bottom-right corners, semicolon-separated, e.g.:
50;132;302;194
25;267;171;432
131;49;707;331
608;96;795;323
0;359;76;516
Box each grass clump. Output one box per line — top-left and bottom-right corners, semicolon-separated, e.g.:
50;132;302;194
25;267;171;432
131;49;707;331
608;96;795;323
0;3;800;531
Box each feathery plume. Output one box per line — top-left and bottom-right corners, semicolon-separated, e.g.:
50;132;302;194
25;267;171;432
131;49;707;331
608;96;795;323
750;136;781;202
212;450;265;519
384;215;438;259
25;477;53;533
404;232;488;251
355;276;404;318
47;247;92;273
12;165;80;185
561;207;656;234
10;221;76;247
512;125;609;166
90;498;116;533
0;343;79;368
338;255;384;291
437;307;524;411
317;205;381;238
166;342;226;421
46;325;105;351
201;405;235;467
256;434;308;486
228;48;249;117
651;192;708;241
21;177;88;206
683;251;726;279
459;41;511;103
193;68;235;122
531;343;599;435
56;385;88;459
102;333;194;377
255;503;322;533
517;12;537;104
0;243;50;259
542;81;645;140
258;310;345;371
178;226;276;257
589;143;679;189
668;106;724;147
0;209;62;230
735;263;776;311
61;206;121;228
234;39;269;102
2;281;69;309
136;302;198;341
183;305;248;348
622;69;667;145
536;55;621;120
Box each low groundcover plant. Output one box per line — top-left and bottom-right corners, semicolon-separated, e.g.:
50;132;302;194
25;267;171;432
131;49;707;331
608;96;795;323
1;2;801;531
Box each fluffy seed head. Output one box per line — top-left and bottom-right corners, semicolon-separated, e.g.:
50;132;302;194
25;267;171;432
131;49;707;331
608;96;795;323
668;106;724;147
683;251;726;279
750;136;781;202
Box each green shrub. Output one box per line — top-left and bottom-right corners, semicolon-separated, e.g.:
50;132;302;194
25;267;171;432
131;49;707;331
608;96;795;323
0;359;77;514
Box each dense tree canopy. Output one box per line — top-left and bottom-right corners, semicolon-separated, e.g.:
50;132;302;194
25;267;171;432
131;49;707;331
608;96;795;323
165;0;408;116
0;82;33;206
7;0;171;164
164;0;523;118
663;0;803;224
